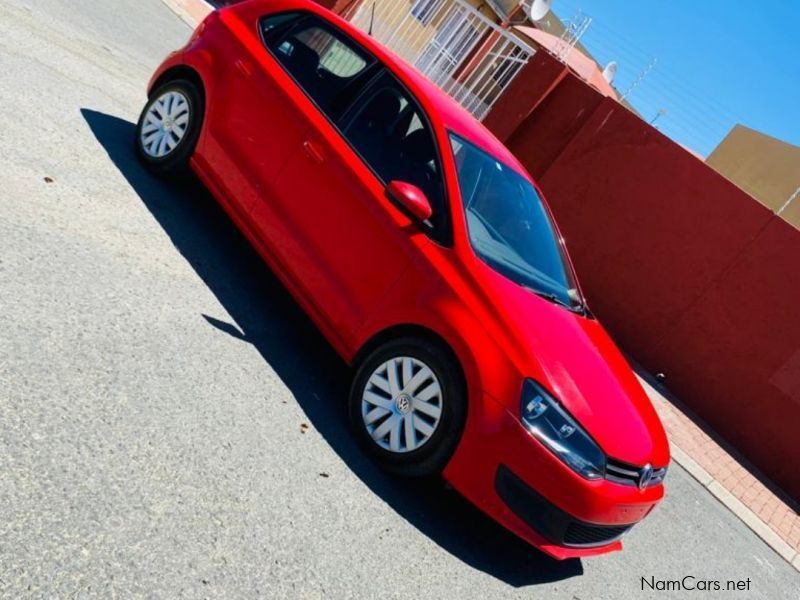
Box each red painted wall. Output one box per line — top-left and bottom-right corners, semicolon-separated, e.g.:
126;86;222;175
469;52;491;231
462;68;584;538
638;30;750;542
487;52;800;500
656;217;800;495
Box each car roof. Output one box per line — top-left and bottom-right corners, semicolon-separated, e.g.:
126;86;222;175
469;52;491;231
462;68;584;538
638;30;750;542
244;0;530;178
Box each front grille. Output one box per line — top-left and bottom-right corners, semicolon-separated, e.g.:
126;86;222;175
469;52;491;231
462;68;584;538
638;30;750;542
564;521;632;546
649;467;668;486
606;458;667;488
495;465;635;548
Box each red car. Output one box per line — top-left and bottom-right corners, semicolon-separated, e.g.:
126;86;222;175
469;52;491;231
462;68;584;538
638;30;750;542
136;0;669;559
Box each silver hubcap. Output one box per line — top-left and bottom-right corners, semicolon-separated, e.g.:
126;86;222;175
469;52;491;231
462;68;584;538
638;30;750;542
361;356;443;453
140;90;191;158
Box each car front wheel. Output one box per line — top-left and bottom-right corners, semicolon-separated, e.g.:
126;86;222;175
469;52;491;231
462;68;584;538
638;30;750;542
349;337;467;477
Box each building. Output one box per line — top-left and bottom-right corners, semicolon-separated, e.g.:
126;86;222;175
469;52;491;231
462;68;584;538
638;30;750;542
338;0;619;120
707;125;800;228
341;0;537;120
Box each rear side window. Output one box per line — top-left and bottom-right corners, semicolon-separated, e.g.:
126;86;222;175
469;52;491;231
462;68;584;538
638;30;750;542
291;28;367;77
340;73;449;243
260;11;302;35
262;15;374;116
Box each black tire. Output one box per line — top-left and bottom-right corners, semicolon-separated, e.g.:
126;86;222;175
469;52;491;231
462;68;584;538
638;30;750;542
135;79;203;178
349;336;467;477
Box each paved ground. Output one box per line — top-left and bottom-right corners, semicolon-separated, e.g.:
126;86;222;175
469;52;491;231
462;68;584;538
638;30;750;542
643;374;800;560
0;1;798;598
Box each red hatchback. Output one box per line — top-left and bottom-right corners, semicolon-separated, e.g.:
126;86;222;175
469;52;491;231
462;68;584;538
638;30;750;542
137;0;669;559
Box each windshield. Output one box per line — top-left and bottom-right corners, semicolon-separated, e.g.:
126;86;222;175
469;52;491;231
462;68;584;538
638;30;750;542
450;133;582;311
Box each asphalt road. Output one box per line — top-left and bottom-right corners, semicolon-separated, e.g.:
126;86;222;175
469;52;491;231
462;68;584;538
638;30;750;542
0;1;798;598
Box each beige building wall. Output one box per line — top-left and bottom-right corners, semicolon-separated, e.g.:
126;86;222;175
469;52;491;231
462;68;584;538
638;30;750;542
348;0;498;60
707;124;800;228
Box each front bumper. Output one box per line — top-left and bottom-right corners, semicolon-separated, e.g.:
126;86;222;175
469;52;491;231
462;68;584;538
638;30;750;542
442;391;665;559
495;465;636;548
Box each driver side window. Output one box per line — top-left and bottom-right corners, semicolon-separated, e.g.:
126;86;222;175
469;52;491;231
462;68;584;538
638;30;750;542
340;73;448;242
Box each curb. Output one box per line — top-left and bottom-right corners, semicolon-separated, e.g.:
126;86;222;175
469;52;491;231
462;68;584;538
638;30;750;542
157;0;800;575
638;376;799;572
677;449;798;568
160;0;212;27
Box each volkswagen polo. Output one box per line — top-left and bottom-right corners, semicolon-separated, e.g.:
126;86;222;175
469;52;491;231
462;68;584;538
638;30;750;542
136;0;669;559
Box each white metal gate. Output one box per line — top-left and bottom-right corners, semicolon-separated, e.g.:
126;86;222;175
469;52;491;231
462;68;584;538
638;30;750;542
344;0;535;120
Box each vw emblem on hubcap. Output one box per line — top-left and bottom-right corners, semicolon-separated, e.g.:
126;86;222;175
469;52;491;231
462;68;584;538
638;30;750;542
362;356;443;454
395;394;412;414
638;463;654;491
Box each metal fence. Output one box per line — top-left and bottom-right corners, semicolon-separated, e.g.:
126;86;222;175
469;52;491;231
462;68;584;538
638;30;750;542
344;0;535;120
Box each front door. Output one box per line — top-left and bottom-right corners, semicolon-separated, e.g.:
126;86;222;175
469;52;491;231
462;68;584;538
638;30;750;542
255;19;449;345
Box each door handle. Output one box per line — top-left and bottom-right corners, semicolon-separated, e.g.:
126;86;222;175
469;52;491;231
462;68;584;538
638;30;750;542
234;58;252;76
303;140;325;164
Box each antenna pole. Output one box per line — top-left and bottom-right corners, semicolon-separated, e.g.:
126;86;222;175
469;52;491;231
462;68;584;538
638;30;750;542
621;58;657;102
368;2;375;36
556;11;591;63
649;108;667;126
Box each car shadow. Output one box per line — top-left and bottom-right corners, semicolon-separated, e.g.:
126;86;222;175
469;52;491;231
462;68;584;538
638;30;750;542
81;108;583;587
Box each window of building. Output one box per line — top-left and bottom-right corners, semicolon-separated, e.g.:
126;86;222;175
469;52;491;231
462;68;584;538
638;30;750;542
492;46;525;89
411;0;439;26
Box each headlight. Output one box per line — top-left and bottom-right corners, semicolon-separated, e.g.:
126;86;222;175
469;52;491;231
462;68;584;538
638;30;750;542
520;379;605;480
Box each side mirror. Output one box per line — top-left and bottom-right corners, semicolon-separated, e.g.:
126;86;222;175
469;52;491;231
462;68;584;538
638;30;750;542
386;181;433;223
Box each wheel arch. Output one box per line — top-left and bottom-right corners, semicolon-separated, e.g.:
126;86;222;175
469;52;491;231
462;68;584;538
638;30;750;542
149;65;206;105
349;297;523;420
352;323;468;399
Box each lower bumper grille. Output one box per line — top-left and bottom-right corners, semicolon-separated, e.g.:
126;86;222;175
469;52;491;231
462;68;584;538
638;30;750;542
564;521;632;546
495;465;634;548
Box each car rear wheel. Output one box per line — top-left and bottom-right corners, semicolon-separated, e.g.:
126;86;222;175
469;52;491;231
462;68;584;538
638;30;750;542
135;79;202;177
349;337;467;477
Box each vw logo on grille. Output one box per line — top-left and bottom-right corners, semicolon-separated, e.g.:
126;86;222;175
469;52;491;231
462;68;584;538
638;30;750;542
638;463;654;491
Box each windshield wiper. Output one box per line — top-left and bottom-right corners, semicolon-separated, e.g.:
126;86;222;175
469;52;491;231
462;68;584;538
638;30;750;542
524;286;587;315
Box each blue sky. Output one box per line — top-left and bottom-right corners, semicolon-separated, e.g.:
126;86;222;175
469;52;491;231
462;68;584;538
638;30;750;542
549;0;800;157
